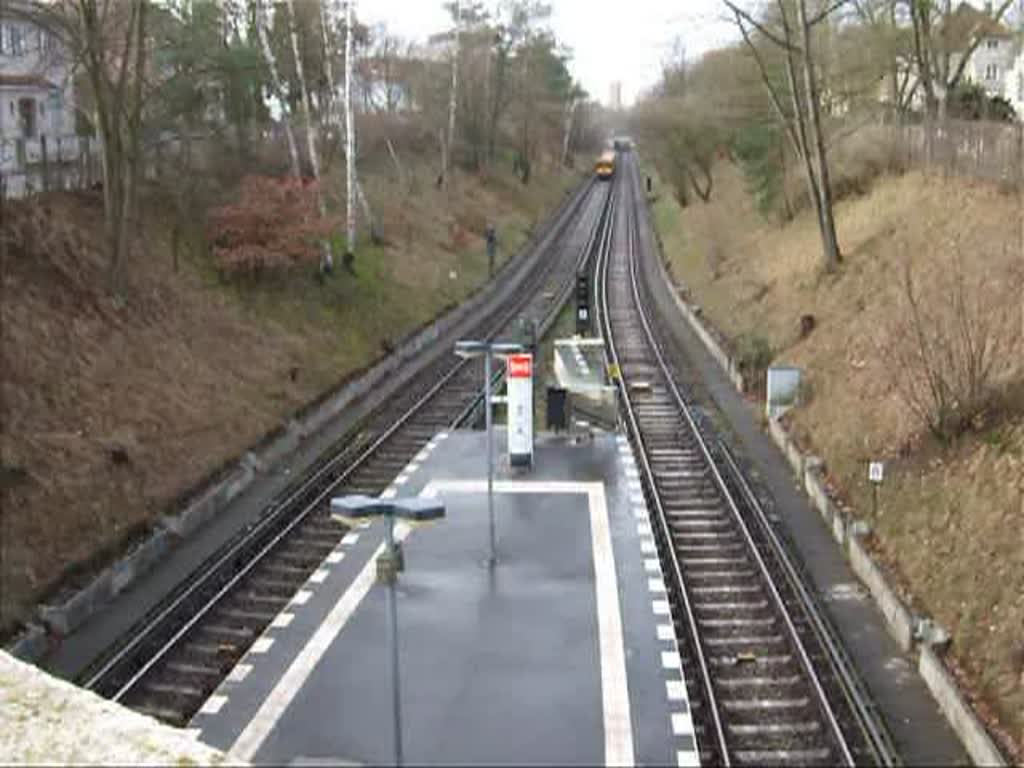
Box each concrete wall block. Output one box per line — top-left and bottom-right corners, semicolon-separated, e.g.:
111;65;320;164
7;623;50;663
847;534;915;652
919;644;1007;766
222;465;254;503
109;528;172;597
252;426;300;474
162;485;218;539
831;507;847;547
39;568;113;636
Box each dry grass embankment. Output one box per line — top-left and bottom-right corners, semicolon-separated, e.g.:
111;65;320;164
650;160;1023;757
0;163;578;636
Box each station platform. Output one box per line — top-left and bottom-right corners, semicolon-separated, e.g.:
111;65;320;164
191;430;697;767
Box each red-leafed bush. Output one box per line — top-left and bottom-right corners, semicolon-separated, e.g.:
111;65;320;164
208;176;339;273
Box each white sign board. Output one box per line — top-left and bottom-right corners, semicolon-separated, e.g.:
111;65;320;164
868;461;884;483
766;366;802;419
506;353;533;467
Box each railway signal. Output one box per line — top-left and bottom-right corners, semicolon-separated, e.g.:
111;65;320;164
576;272;590;336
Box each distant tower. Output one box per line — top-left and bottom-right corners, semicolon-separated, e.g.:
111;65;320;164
609;81;623;110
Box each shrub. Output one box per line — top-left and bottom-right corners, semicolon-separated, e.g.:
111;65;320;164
207;176;340;274
735;332;774;392
879;251;1015;442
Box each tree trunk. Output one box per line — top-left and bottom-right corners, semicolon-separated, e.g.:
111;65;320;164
445;0;460;186
255;0;300;177
345;0;356;258
797;0;841;273
285;0;332;272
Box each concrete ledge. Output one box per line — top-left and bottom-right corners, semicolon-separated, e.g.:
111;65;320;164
109;528;172;597
846;532;915;653
161;464;255;539
7;624;49;664
803;460;846;548
920;644;1008;766
769;416;804;479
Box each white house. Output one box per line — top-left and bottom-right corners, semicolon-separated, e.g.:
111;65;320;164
0;0;84;196
1006;43;1024;115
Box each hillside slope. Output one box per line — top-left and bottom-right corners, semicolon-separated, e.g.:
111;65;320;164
0;165;577;637
649;162;1023;757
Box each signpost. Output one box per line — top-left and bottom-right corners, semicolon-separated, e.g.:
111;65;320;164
506;353;534;467
454;339;524;567
868;461;884;516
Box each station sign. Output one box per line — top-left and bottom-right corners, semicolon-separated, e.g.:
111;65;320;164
506;353;533;467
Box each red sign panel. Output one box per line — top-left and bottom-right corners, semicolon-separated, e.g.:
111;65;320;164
507;354;532;379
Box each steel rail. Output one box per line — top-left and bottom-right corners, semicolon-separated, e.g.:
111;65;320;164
598;156;858;766
593;168;732;764
718;442;900;766
84;176;607;699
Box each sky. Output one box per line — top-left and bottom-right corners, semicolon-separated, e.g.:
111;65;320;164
358;0;740;107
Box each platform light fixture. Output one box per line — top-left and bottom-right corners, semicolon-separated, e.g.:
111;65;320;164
454;339;524;567
330;494;446;767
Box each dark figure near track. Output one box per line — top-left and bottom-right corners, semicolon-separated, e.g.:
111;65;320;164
486;223;497;278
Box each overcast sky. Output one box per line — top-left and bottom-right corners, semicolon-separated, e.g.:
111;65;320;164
359;0;740;107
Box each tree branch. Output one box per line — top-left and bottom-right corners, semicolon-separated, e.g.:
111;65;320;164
720;0;798;52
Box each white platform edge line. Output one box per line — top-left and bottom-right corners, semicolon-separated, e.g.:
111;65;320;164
230;531;404;761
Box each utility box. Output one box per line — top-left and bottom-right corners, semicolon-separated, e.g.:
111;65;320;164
507;353;534;467
766;366;802;418
546;387;568;432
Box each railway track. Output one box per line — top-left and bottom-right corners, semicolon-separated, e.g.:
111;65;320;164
595;154;897;767
81;176;613;726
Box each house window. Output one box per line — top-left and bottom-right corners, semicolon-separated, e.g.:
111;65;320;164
986;64;999;80
9;25;23;56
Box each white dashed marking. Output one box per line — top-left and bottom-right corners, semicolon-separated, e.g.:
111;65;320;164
657;624;675;642
637;521;652;536
381;488;397;499
641;539;656;554
200;695;228;715
678;749;700;767
666;679;687;701
644;558;660;573
394;474;409;486
671;712;695;735
661;651;681;670
341;532;360;546
271;613;294;629
652;600;671;616
227;664;253;683
309;569;329;584
292;590;312;605
250;638;274;654
648;577;666;594
326;551;345;564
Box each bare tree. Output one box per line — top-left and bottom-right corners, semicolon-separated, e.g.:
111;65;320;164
725;0;844;273
255;0;300;176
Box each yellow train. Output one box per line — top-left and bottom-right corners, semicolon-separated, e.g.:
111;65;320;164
595;150;616;180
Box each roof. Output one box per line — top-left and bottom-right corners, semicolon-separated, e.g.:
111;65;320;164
940;2;1014;50
0;74;57;89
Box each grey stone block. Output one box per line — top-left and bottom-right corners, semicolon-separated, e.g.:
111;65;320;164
847;532;915;652
7;623;50;663
110;528;171;597
39;568;113;636
919;644;1007;766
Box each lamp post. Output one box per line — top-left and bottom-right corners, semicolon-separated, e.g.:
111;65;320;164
454;339;524;567
330;495;446;767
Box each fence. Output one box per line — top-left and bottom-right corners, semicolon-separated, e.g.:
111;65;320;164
0;136;101;200
889;118;1024;188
